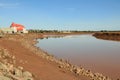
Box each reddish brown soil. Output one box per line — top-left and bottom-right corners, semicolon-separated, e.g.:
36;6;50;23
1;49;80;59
93;32;120;41
0;34;89;80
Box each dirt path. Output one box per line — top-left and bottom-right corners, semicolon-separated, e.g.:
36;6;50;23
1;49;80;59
0;35;89;80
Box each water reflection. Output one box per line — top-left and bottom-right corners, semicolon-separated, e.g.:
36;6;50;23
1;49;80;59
36;34;120;79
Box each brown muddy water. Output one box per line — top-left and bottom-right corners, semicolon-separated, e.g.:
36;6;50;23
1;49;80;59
36;34;120;80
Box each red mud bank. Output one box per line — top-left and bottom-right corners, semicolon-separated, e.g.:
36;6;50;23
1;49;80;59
93;32;120;41
0;33;113;80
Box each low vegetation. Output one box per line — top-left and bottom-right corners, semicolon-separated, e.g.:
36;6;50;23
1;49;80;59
28;29;95;33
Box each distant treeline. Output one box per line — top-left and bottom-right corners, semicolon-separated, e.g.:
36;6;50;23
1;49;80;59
99;30;120;32
28;29;120;33
29;29;60;33
28;29;94;33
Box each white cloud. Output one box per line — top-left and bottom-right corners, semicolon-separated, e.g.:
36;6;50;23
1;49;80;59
0;3;19;8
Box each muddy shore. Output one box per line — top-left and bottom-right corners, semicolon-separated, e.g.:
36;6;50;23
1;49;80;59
0;33;113;80
93;32;120;41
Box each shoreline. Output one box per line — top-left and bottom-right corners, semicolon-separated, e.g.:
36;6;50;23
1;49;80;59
0;33;112;80
93;32;120;41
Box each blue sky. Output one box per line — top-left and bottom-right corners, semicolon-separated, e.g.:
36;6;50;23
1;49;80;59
0;0;120;30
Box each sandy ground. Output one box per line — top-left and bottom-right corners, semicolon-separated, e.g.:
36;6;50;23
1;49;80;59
0;33;90;80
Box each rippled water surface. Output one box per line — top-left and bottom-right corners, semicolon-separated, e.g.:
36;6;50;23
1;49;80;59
36;34;120;79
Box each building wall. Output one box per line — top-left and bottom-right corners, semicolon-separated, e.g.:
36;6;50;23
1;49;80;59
23;28;28;33
0;27;17;34
11;27;17;33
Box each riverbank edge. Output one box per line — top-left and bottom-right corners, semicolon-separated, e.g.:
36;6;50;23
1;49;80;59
26;33;112;80
1;33;112;80
93;32;120;41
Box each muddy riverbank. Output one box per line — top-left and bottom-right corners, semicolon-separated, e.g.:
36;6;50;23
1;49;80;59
0;33;113;80
93;32;120;41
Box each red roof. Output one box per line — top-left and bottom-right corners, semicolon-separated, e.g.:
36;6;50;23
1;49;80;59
10;22;25;31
